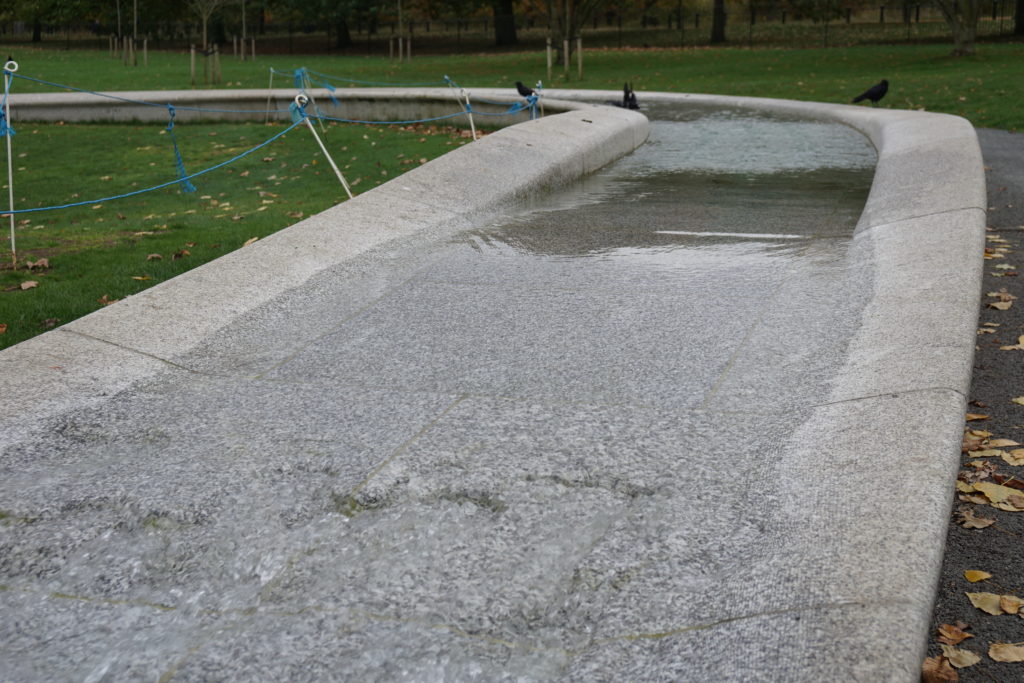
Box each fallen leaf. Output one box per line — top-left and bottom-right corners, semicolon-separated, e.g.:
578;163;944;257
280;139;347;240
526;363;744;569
988;288;1018;302
988;301;1013;310
922;655;959;682
1009;494;1024;510
989;642;1024;662
0;323;7;334
940;644;981;668
969;449;1006;458
171;249;190;260
964;570;992;583
966;413;990;422
20;280;38;290
967;592;1004;615
242;237;259;247
40;318;58;329
957;508;996;529
963;434;986;452
938;622;974;645
1000;335;1024;350
970;429;993;438
131;275;151;281
1004;449;1024;466
960;493;991;504
146;253;162;261
1000;595;1024;614
97;294;119;306
989;439;1020;448
1013;397;1024;406
956;481;977;493
974;481;1024;510
25;257;49;270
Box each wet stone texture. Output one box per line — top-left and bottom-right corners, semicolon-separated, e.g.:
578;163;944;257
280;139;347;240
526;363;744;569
0;107;879;680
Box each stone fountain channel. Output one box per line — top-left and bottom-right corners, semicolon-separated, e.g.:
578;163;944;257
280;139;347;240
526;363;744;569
1;104;880;679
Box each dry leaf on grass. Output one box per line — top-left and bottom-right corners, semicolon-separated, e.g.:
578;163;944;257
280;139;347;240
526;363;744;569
940;645;981;668
967;592;1004;615
922;656;959;682
20;280;37;290
243;236;259;247
964;570;992;583
0;323;7;334
989;643;1024;662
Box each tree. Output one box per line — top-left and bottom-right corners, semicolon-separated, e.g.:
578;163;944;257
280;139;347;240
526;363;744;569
548;0;604;61
709;0;725;43
1016;0;1024;37
932;0;981;56
188;0;231;48
490;0;517;46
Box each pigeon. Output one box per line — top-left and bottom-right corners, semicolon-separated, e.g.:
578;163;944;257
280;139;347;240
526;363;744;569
515;81;535;98
852;79;888;106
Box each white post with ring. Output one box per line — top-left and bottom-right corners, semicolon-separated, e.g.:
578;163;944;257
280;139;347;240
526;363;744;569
295;95;353;200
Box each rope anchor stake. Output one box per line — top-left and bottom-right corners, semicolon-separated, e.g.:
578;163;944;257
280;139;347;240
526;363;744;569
3;59;18;267
293;94;353;199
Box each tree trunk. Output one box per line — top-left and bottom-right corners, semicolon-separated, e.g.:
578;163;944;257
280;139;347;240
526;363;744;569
491;0;518;46
335;18;353;48
710;0;726;43
933;0;980;56
1016;0;1024;36
32;19;42;42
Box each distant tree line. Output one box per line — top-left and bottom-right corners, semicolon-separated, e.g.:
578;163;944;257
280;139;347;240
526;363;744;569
1;0;1020;55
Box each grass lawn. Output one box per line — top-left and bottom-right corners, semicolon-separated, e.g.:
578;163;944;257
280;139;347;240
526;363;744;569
1;40;1020;348
4;41;1024;129
0;119;471;349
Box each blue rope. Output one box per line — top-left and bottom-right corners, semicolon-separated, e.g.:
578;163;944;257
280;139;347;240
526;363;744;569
166;104;196;193
10;72;292;114
6;119;305;215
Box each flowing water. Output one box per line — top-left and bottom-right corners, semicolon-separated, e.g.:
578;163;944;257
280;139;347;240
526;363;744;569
0;106;878;680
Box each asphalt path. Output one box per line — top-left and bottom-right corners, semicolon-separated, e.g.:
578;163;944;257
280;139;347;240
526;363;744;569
927;128;1024;681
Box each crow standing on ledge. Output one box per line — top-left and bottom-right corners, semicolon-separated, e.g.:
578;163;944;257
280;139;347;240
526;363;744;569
515;81;535;98
852;79;889;106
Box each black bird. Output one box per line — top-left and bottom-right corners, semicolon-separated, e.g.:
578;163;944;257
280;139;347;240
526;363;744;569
515;81;535;98
852;79;888;106
623;82;639;110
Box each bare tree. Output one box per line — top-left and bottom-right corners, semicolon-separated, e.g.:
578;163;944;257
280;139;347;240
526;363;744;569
932;0;982;55
189;0;231;49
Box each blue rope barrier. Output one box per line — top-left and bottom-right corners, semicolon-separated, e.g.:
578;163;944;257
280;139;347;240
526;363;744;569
5;119;304;215
166;104;196;193
10;72;292;115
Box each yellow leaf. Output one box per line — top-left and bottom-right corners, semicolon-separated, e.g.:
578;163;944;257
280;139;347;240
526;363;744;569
989;642;1024;662
1004;449;1024;466
966;413;990;421
1000;335;1024;350
1013;397;1024;406
974;481;1020;505
243;237;259;247
970;449;1006;458
958;508;996;528
940;644;981;668
956;481;977;493
964;570;992;583
131;275;151;281
970;429;993;438
988;301;1013;310
1000;595;1024;614
967;592;1004;615
989;439;1020;448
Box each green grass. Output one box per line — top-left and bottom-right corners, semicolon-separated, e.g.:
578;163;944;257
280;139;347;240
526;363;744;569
0;119;471;349
4;41;1024;129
